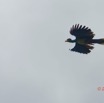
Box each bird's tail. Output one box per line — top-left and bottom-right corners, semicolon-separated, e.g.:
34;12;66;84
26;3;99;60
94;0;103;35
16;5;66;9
91;38;104;44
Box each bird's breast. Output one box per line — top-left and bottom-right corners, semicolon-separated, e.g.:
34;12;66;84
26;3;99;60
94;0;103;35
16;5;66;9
77;39;86;45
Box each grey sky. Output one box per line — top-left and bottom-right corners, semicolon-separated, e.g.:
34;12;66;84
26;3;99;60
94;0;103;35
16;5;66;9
0;0;104;103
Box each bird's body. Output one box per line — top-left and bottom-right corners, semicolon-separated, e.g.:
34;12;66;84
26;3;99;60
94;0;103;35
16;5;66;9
73;38;104;45
65;24;104;54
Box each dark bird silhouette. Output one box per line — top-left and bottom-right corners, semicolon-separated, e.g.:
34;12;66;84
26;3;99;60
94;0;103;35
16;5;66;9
65;24;104;54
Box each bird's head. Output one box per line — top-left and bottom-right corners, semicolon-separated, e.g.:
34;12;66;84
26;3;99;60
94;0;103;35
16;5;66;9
65;38;73;43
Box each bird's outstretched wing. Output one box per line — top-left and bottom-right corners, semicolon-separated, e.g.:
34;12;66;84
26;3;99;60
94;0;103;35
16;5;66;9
71;43;92;54
70;24;95;40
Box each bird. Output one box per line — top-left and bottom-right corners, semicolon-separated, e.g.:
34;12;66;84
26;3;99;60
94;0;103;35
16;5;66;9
65;24;104;54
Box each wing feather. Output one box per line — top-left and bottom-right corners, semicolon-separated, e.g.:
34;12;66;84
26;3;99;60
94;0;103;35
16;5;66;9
70;24;95;40
71;43;91;54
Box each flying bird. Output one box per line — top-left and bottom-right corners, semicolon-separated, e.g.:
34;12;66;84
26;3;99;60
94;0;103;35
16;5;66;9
65;24;104;54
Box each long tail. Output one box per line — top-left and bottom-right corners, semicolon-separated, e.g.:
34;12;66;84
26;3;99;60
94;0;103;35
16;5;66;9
91;38;104;44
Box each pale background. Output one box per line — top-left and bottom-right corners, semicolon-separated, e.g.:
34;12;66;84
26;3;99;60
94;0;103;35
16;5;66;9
0;0;104;103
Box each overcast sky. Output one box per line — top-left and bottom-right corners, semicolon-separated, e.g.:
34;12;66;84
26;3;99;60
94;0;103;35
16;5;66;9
0;0;104;103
